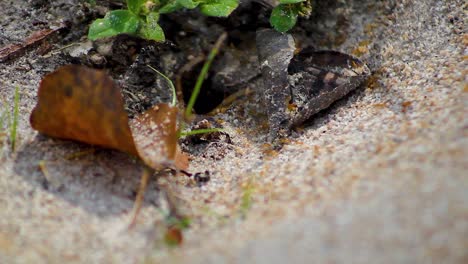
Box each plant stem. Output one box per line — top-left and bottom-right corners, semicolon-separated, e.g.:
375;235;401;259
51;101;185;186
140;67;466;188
184;32;227;120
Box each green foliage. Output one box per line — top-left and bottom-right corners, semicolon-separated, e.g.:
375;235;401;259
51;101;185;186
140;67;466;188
89;10;140;40
88;0;313;41
270;0;313;32
88;0;240;41
270;4;298;33
199;0;239;17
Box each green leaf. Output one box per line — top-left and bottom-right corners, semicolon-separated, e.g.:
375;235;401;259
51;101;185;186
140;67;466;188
127;0;146;14
107;10;140;32
88;18;118;40
199;0;238;17
269;4;298;32
279;0;306;3
177;0;200;9
159;0;184;13
139;12;165;41
88;10;140;40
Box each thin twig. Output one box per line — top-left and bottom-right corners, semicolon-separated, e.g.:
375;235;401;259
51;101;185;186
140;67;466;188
0;22;68;62
129;166;152;229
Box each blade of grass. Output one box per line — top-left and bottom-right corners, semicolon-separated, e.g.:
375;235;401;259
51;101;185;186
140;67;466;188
11;86;19;151
175;55;205;108
240;183;254;218
178;128;223;138
184;32;227;120
0;105;7;147
0;104;6;130
0;99;11;130
0;100;11;151
147;65;177;106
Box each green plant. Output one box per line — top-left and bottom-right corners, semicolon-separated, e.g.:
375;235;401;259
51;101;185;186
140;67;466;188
0;86;20;152
88;0;313;42
11;86;20;151
88;0;239;41
146;56;223;138
184;32;226;120
269;0;313;32
146;65;177;106
239;183;254;217
0;103;8;148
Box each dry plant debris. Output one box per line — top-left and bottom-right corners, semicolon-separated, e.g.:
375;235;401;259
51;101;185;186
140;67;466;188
30;65;187;171
0;22;68;62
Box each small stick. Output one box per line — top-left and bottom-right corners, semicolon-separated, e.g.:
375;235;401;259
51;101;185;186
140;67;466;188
64;148;96;160
208;87;254;115
38;160;62;190
160;181;183;220
128;166;152;229
0;22;68;62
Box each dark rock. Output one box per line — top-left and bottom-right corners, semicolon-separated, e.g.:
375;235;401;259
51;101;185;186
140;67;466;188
256;28;296;142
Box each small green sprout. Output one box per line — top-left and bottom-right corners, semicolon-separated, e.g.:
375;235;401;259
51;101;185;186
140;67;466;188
11;86;20;151
0;86;20;152
0;102;8;149
147;63;223;138
178;128;223;137
146;65;177;106
88;0;239;41
239;180;255;218
269;0;313;32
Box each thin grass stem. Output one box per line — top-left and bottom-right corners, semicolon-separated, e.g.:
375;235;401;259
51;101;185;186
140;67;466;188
184;32;227;120
147;65;177;106
178;128;223;138
11;86;19;151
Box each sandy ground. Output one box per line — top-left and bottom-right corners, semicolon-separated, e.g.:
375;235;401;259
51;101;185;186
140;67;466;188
1;0;467;263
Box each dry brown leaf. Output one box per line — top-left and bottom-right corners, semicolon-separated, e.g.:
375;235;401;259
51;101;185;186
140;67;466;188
30;65;187;170
130;104;178;169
